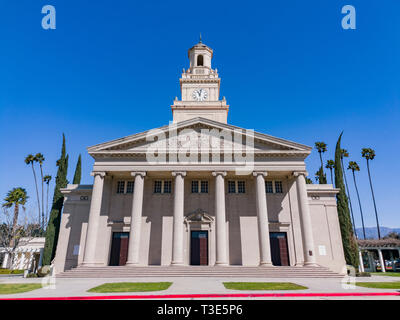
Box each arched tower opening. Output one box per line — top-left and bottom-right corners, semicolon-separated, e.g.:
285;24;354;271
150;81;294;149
197;55;204;66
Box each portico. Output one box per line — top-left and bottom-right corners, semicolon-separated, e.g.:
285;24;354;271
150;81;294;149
63;165;320;269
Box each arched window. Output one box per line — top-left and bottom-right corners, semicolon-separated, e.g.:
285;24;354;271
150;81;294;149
197;55;204;66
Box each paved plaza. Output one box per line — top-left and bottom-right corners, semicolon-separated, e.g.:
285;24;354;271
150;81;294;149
0;274;399;300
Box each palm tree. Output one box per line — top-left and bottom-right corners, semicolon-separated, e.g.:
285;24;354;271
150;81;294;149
325;160;335;185
315;142;327;184
348;161;366;239
25;154;41;227
340;149;357;238
35;153;45;230
43;175;52;227
362;148;381;239
2;188;28;247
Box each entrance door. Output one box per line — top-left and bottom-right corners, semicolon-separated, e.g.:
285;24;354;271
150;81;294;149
109;232;129;266
269;232;290;266
190;231;208;265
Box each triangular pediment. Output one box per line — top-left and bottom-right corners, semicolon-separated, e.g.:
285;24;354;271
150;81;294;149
87;117;311;157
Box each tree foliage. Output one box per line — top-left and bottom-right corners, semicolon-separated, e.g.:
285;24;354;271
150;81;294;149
334;133;359;268
315;142;328;184
72;154;82;185
42;134;68;266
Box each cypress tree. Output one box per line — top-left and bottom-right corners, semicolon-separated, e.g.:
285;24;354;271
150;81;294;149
72;154;82;184
334;132;359;269
42;134;69;266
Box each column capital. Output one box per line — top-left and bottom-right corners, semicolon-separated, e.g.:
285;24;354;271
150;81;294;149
131;171;146;178
172;171;187;177
212;171;227;177
253;171;268;177
293;171;308;178
90;171;106;178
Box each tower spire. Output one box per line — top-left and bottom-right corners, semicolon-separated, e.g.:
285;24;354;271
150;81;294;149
199;32;202;43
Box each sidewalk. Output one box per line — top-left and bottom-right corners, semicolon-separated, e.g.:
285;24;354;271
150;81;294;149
0;275;399;300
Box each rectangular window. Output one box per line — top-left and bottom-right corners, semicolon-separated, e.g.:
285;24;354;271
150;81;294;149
117;181;125;194
265;181;273;193
228;181;236;193
163;180;172;193
191;181;199;193
200;181;208;193
126;181;134;194
275;181;283;193
237;181;246;193
154;181;162;193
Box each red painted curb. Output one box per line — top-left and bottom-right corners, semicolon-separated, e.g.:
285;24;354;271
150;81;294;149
1;292;400;300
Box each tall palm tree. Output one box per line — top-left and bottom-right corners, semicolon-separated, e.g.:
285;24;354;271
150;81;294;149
35;153;45;230
325;160;335;185
315;142;327;184
340;149;357;238
362;148;381;239
43;175;52;227
25;154;41;227
2;188;28;247
348;161;366;239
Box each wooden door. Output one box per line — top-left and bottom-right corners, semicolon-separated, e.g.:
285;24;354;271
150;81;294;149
191;231;208;265
109;232;129;266
269;232;290;266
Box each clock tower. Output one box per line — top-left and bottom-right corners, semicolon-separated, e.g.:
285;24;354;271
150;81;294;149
171;37;229;123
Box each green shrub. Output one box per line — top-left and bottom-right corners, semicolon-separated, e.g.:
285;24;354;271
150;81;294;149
26;273;38;278
356;272;371;277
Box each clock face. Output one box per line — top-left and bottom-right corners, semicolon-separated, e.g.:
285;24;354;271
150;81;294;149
192;89;208;101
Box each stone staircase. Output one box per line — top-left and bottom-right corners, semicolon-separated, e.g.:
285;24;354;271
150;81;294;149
57;265;344;278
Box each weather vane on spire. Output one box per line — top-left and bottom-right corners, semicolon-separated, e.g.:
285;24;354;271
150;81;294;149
199;33;202;43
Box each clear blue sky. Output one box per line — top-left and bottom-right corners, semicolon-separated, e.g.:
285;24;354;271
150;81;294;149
0;1;399;228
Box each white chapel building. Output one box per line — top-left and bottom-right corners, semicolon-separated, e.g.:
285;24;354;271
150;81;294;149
54;40;346;276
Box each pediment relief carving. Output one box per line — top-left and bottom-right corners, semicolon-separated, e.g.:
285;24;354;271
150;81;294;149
184;209;214;224
88;118;311;157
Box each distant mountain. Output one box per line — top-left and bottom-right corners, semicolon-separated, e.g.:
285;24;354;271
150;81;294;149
355;227;400;239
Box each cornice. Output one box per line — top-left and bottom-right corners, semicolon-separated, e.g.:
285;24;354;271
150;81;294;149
88;150;310;158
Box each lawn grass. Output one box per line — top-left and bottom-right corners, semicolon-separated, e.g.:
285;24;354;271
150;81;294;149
87;282;172;293
223;282;308;291
0;269;24;274
371;272;400;277
356;281;400;289
0;284;42;294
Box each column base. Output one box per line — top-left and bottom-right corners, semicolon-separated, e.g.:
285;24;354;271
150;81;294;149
125;262;140;267
170;262;185;266
215;262;229;266
259;262;273;267
303;262;318;267
80;262;104;267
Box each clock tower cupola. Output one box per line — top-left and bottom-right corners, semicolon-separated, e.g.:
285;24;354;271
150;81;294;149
171;37;229;123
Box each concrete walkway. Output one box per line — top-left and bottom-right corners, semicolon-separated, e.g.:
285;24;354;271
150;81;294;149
0;274;399;300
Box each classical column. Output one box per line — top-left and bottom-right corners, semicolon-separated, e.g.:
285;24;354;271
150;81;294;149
378;249;386;273
358;251;365;273
253;171;273;266
82;171;106;266
171;171;186;265
212;171;228;266
294;171;317;266
126;172;146;266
